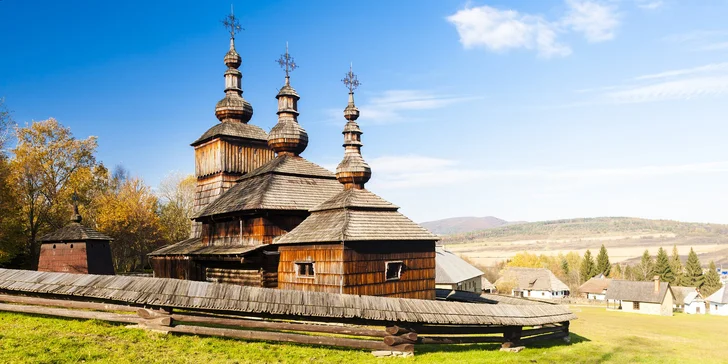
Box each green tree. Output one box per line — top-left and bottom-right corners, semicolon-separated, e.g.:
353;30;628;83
701;261;722;297
158;172;195;243
596;244;611;276
624;265;635;281
612;264;623;279
637;249;655;281
0;99;24;266
669;245;683;286
580;250;596;282
561;256;569;275
654;247;674;284
683;248;704;287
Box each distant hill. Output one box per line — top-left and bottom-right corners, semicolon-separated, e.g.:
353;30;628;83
439;217;728;244
421;216;512;235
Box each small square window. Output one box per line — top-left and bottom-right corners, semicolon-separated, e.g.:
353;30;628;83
386;261;404;281
633;301;640;310
295;262;315;278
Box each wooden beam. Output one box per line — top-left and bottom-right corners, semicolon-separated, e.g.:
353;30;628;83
0;302;142;324
410;324;513;335
521;331;568;345
521;325;564;338
0;293;138;313
418;335;503;344
169;324;412;352
170;313;388;338
383;335;417;346
385;325;414;335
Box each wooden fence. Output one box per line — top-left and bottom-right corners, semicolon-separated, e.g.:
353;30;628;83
0;293;570;355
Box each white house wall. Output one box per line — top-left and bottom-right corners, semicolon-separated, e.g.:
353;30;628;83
709;302;728;316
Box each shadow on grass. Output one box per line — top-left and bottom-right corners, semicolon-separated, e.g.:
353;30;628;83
416;333;591;355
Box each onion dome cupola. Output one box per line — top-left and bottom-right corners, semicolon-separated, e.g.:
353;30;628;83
215;9;253;123
267;43;309;156
336;65;371;189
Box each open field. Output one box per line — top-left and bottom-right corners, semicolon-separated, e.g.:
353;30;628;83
1;306;727;363
439;217;728;266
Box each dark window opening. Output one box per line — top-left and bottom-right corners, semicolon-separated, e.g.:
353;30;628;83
386;261;404;281
295;262;315;278
70;244;74;249
633;301;640;310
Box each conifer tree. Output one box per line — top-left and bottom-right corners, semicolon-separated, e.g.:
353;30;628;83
580;250;596;282
612;264;623;279
683;248;704;287
654;247;674;284
669;245;683;286
596;244;611;276
624;265;634;281
702;261;722;297
561;256;569;275
637;249;655;281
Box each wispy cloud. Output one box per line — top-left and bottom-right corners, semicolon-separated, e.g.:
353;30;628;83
635;0;663;10
369;155;728;189
325;90;477;125
446;1;619;58
634;62;728;80
664;30;728;52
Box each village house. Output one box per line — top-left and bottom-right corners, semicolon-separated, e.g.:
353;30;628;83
670;286;700;313
495;267;570;299
148;14;438;299
706;284;728;316
37;199;114;275
578;275;611;301
605;277;674;316
434;247;489;293
681;290;705;314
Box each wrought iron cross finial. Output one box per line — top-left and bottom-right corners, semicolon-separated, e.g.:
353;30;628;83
342;63;360;93
276;42;298;78
221;5;243;39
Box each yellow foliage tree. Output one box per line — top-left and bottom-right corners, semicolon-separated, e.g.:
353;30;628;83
158;172;196;243
10;118;99;266
93;177;164;273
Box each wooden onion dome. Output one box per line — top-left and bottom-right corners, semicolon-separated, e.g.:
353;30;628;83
268;44;308;156
215;19;253;123
336;65;371;189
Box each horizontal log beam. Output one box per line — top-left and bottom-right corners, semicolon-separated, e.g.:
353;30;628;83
0;293;138;313
385;325;414;335
521;325;564;338
418;335;504;344
171;313;387;338
521;331;568;345
411;325;516;335
384;335;417;346
169;324;413;352
0;302;142;324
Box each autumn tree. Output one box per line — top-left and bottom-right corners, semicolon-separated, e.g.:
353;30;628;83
611;264;623;279
683;248;704;287
623;265;635;281
669;245;683;286
93;177;164;272
10;118;99;267
596;244;611;277
158;172;196;243
580;250;596;282
637;249;655;281
0;99;24;266
507;252;543;268
701;261;722;297
654;247;674;284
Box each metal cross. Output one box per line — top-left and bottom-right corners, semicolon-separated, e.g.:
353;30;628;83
276;42;297;77
221;5;243;39
342;63;360;93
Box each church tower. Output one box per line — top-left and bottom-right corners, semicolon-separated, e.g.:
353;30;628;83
190;10;274;237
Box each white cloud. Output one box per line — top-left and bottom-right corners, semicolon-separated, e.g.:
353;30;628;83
606;76;728;103
368;155;728;190
562;0;620;42
634;62;728;80
447;1;619;58
635;0;663;10
327;90;477;125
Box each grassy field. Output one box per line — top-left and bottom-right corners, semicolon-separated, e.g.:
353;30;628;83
1;306;726;363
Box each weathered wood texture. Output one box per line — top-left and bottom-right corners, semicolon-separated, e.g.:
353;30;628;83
149;256;206;281
0;268;577;326
0;293;138;312
194;138;273;179
202;215;304;246
37;241;115;275
278;244;344;293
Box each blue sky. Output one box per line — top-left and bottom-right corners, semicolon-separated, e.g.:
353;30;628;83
2;0;728;224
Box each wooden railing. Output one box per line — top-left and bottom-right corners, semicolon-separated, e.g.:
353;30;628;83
0;293;570;355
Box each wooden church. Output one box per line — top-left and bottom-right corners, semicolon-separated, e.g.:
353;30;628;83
149;12;438;300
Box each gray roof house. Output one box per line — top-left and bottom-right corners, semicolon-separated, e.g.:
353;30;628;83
706;284;728;316
435;248;489;293
605;277;674;316
495;267;570;299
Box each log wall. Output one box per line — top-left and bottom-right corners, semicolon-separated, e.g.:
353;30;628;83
202;215;305;246
149;256;206;281
277;241;436;299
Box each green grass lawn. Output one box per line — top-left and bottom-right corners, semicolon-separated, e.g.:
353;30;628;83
0;306;726;363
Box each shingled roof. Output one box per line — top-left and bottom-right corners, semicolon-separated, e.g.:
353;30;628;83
435;248;484;284
706;284;728;304
605;280;673;304
194;155;342;219
578;276;612;294
274;188;438;244
39;222;112;242
147;237;263;256
496;268;570;292
191;122;268;146
671;286;698;305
